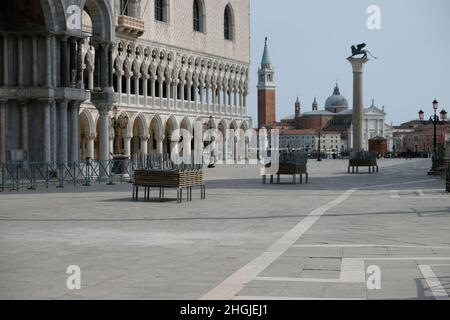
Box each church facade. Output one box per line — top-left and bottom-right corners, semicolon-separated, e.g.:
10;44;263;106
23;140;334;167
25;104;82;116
282;89;394;152
0;0;251;164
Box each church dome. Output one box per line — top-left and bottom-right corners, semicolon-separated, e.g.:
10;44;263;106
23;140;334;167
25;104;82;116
325;84;348;113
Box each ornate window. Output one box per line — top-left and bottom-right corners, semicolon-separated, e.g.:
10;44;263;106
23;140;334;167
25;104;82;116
120;0;129;16
224;5;234;40
193;0;204;32
155;0;168;22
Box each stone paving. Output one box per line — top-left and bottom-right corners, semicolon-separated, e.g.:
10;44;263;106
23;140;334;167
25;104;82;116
0;158;449;300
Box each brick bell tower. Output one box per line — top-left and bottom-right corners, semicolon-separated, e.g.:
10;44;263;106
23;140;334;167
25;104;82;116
257;37;276;128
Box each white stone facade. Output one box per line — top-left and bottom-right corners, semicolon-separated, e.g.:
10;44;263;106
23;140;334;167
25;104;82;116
0;0;251;163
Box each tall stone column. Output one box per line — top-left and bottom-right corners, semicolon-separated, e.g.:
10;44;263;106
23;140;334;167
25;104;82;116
42;100;52;162
32;36;38;87
19;100;28;156
69;102;80;163
46;35;53;88
0;100;6;162
100;42;114;92
18;35;24;87
76;38;83;88
58;100;69;162
347;57;369;151
97;106;111;163
60;36;70;87
3;34;9;87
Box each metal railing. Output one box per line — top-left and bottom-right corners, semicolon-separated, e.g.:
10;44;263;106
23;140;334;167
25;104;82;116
0;155;205;192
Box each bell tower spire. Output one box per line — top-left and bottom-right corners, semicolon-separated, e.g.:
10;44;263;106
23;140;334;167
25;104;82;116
257;37;276;128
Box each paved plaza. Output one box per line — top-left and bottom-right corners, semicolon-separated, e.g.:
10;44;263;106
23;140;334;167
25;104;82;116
0;158;449;300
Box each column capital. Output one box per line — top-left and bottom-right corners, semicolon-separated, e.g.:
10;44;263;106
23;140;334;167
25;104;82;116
140;134;150;141
347;57;369;73
96;104;112;115
87;133;97;141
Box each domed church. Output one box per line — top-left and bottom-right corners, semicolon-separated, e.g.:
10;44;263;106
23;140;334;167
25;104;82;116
280;84;393;151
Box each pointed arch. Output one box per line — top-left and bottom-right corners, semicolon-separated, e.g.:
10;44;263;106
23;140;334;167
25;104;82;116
224;4;235;41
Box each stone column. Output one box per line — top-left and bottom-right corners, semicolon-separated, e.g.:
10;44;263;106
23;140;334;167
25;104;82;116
143;75;148;106
158;76;164;108
126;71;131;105
151;76;156;108
86;133;95;160
199;82;204;112
58;100;69;162
134;74;140;106
69;102;80;163
88;66;94;90
76;38;83;88
123;135;132;157
43;100;52;162
18;35;24;87
156;135;164;155
172;81;178;109
205;83;210;112
32;36;39;87
347;57;369;151
166;79;171;109
140;135;149;155
60;36;69;87
69;37;77;87
180;80;185;110
116;71;123;102
46;35;53;87
186;81;192;110
19;100;28;155
97;106;111;163
0;100;6;162
192;81;198;111
3;34;9;87
100;42;113;92
223;86;228;112
51;101;57;162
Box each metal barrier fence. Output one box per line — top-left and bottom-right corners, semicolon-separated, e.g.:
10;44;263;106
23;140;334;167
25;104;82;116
0;154;205;192
0;160;134;192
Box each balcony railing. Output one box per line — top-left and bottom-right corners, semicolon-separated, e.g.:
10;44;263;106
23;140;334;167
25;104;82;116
117;15;145;37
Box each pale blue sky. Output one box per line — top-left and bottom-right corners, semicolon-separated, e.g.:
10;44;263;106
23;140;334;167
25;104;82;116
248;0;450;126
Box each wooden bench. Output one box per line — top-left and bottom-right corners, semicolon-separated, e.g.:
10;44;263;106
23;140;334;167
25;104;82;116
348;152;379;174
132;170;206;203
262;152;309;184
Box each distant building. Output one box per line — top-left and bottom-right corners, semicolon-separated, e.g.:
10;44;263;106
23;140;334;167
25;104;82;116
279;129;342;155
281;87;394;152
393;114;450;155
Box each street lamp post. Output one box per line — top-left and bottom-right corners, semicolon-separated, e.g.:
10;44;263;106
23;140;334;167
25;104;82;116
420;100;446;175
